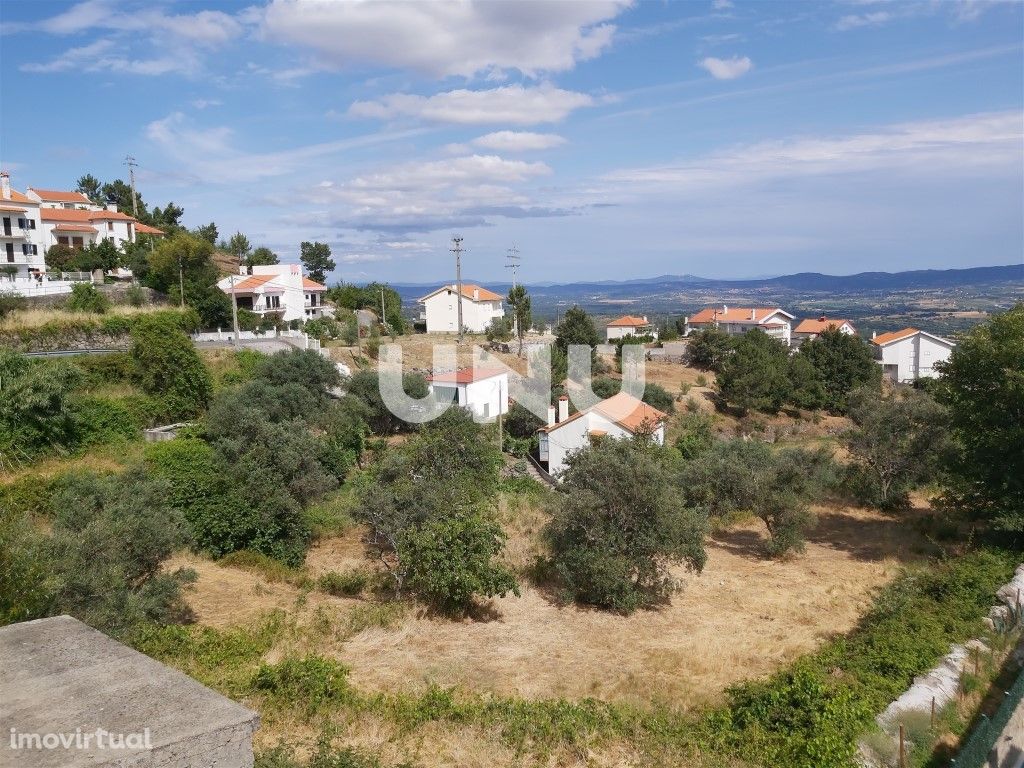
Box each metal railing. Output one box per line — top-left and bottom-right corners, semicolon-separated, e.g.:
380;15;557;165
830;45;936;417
951;661;1024;767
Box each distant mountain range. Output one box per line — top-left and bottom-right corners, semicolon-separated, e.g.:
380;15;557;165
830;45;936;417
393;264;1022;299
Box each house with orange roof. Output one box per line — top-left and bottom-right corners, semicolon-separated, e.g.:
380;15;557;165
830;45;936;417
0;172;44;280
871;328;955;383
216;264;332;323
537;391;667;478
605;314;657;342
427;367;509;422
685;304;796;346
417;283;504;334
792;316;858;346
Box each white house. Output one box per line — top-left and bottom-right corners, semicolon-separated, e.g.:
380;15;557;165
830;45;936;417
686;305;796;346
605;315;657;342
537;391;667;478
792;316;858;345
217;264;331;323
0;172;44;280
418;283;504;334
871;328;956;383
427;367;509;421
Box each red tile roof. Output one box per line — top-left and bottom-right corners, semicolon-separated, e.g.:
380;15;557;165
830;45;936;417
607;315;651;327
539;391;667;434
795;317;855;334
1;188;37;205
88;210;135;221
428;367;507;384
40;208;92;222
418;283;503;303
228;274;277;292
0;204;28;213
29;188;91;204
134;222;165;235
872;328;919;346
302;277;327;291
689;306;789;324
53;223;98;233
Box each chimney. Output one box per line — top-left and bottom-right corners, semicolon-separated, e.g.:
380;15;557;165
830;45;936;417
642;315;647;323
547;405;556;427
722;304;728;314
1;171;9;201
871;330;877;340
819;315;826;322
238;265;247;276
473;288;479;301
106;202;118;212
750;309;756;320
558;395;569;423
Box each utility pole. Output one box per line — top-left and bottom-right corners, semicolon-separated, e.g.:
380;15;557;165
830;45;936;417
505;243;521;339
229;274;240;342
380;288;386;327
452;235;464;344
177;255;184;309
123;155;139;217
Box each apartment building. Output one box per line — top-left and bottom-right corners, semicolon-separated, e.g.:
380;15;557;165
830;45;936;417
217;264;332;322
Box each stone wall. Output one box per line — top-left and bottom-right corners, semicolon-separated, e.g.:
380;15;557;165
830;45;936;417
18;284;167;310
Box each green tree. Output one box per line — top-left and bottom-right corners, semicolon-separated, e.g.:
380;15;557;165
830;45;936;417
193;222;219;244
146;233;230;327
673;411;715;460
130;313;212;419
0;352;83;465
507;284;532;356
788;353;826;411
545;436;707;612
717;330;792;413
150;202;185;230
685;327;734;372
679;440;835;556
248;246;279;267
226;232;252;265
845;387;949;510
101;179;147;219
554;305;600;354
343;370;428;434
75;174;103;205
300;241;336;284
485;316;512;343
798;329;881;413
934;304;1024;531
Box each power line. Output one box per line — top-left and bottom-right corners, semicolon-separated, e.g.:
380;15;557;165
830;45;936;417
505;243;521;288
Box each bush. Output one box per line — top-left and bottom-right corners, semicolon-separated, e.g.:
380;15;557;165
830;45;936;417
73;351;135;385
673;411;715;460
66;282;110;314
130;313;212;420
0;352;83;463
252;656;354;714
343;369;428;435
317;569;370;597
401;512;519;612
69;395;141;446
545;436;707;612
124;285;146;307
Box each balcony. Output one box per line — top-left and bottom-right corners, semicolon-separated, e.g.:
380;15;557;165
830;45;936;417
0;227;31;239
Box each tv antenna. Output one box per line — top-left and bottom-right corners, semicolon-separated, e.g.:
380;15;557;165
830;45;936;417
505;243;521;288
451;235;464;343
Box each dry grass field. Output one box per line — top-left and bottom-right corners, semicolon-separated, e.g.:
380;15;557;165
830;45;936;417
173;499;924;714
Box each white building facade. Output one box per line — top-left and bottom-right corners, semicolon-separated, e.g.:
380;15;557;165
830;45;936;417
537;392;667;478
217;264;331;323
0;173;44;280
686;305;796;346
418;283;504;334
872;328;956;383
605;315;657;342
427;368;509;422
792;317;858;346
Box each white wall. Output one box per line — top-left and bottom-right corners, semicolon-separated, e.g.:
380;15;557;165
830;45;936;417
0;205;44;277
421;288;503;333
429;374;508;422
541;411;665;478
606;326;656;342
878;333;955;383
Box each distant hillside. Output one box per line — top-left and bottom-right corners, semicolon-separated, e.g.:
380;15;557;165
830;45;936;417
393;264;1022;301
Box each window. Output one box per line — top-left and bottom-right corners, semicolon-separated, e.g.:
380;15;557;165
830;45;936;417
5;242;13;262
107;221;114;231
72;237;84;250
58;236;70;247
2;217;10;236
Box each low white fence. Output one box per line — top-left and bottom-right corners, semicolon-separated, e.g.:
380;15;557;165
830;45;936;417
0;277;90;297
191;328;321;351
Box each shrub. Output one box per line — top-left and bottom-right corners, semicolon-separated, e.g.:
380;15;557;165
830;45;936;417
545;436;707;612
66;282;110;314
317;569;369;597
73;351;135;385
401;512;519;612
69;395;141;446
124;285;146;307
673;411;715;460
130;313;212;419
343;369;429;435
252;656;354;714
0;352;83;463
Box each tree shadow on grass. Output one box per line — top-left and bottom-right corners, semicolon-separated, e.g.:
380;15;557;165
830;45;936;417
804;504;936;563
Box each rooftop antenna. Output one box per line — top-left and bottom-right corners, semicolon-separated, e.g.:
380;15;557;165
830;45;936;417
451;235;464;343
123;155;139;217
505;244;521;338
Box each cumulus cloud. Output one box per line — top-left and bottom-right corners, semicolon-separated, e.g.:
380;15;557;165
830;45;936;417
349;84;596;125
471;131;567;152
260;0;631;78
698;55;753;80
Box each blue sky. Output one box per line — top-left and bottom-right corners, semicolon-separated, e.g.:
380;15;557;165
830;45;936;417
1;0;1021;284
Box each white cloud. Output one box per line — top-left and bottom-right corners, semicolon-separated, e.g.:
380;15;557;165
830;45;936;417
191;98;222;110
471;131;567;152
260;0;631;78
144;112;428;184
698;55;753;80
834;11;893;31
349;84;596;125
711;0;734;9
602;111;1022;192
